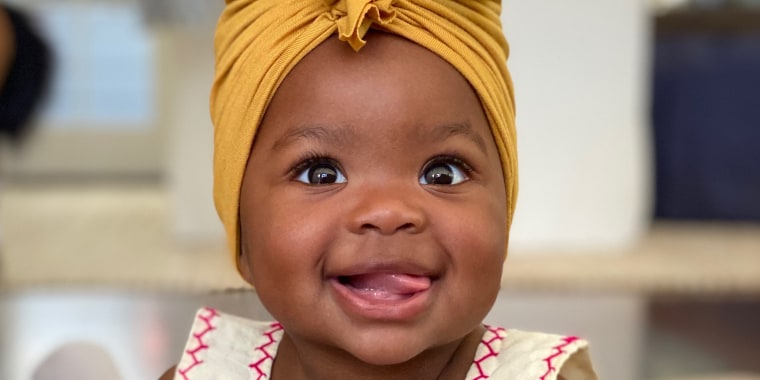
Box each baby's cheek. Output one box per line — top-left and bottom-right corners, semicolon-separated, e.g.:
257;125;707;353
445;207;505;272
474;200;508;254
456;213;507;298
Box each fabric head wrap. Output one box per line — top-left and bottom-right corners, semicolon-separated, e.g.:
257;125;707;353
211;0;517;268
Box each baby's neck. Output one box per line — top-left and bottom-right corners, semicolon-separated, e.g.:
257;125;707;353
272;326;485;380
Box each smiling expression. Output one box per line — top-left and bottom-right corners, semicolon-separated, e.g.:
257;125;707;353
239;32;508;368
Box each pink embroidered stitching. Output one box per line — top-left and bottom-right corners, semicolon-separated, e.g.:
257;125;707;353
539;336;580;380
469;325;507;380
249;322;284;380
178;308;219;380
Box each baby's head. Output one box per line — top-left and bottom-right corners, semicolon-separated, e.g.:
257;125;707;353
211;0;516;368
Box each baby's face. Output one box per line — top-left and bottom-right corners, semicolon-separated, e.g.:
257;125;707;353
239;32;507;366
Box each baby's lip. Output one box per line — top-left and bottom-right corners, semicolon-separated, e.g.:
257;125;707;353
327;262;440;300
327;263;439;320
337;273;432;297
326;261;439;282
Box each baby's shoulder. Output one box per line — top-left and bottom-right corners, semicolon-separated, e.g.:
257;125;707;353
475;326;597;380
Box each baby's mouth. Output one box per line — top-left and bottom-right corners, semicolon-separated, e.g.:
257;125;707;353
336;273;432;301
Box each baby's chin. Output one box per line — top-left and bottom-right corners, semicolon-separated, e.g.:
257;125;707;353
349;344;423;367
340;327;465;367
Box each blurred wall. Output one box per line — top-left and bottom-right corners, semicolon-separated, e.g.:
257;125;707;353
148;1;225;242
503;0;653;253
160;26;225;242
498;2;652;378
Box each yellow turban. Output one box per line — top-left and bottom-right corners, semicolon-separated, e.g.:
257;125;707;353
211;0;517;266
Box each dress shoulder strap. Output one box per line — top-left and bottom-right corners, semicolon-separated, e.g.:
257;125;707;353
465;326;597;380
174;308;283;380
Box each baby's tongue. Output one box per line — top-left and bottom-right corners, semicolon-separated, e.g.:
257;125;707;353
345;273;431;300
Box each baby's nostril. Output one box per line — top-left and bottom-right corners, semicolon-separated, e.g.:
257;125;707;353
360;223;379;231
399;222;415;230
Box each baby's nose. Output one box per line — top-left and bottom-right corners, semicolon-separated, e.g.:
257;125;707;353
346;184;427;235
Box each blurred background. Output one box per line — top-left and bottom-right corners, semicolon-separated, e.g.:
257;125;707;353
0;0;758;379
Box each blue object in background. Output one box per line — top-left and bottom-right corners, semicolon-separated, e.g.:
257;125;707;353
653;32;760;220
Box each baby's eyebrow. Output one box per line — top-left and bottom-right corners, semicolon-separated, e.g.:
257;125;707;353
270;122;488;153
429;122;488;154
270;124;356;152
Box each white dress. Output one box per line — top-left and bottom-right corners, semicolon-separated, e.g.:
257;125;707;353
174;308;597;380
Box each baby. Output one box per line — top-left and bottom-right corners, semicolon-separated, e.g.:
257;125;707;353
162;1;597;379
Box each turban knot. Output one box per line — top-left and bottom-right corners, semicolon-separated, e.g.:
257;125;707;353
327;0;397;51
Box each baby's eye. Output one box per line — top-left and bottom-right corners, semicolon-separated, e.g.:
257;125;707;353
295;160;346;185
419;158;470;185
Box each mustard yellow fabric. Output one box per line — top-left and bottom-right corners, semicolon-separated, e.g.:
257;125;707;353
211;0;517;267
